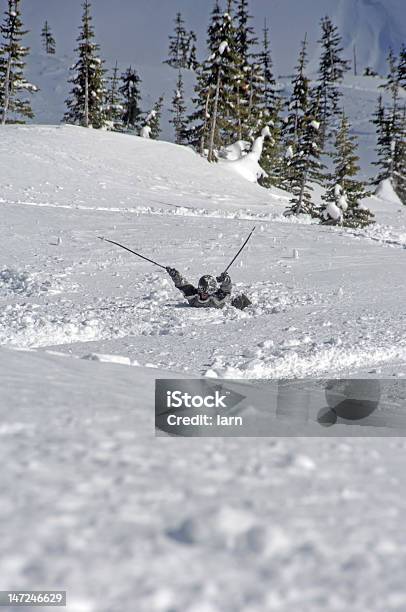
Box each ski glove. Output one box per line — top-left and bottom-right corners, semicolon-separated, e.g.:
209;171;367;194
166;266;178;278
216;272;229;283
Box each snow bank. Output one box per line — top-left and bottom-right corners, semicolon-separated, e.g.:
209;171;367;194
0;268;61;297
222;132;268;183
375;179;403;205
0;125;283;215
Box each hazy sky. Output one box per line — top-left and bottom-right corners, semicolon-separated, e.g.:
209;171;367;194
20;0;405;78
20;0;405;74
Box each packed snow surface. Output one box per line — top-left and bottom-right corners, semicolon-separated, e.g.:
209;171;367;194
1;125;406;611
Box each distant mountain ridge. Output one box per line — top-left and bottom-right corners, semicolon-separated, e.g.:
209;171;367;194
333;0;405;74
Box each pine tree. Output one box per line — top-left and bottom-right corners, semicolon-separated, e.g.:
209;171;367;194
371;94;392;185
322;112;374;227
392;103;406;203
170;69;187;144
187;31;198;71
235;0;257;62
105;61;123;129
207;10;244;159
257;19;277;117
398;44;406;90
187;1;223;155
188;2;241;160
256;20;283;187
41;20;55;55
0;0;38;125
258;99;284;188
284;94;325;217
164;12;195;70
143;95;164;140
64;0;106;129
280;35;310;190
374;49;406;203
119;66;142;131
390;100;406;204
393;104;406;203
316;16;350;144
381;48;399;100
222;0;264;141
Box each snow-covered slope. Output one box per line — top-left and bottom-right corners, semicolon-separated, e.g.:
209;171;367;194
2;347;406;612
1;126;406;611
1;125;405;378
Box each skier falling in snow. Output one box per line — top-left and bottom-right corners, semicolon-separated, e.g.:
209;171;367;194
165;268;252;310
98;226;255;311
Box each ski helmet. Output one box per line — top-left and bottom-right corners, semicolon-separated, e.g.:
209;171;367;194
198;275;217;295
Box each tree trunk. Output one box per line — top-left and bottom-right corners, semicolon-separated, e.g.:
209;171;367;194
200;90;211;156
84;61;89;127
1;52;13;125
237;91;242;141
296;167;308;214
208;70;221;163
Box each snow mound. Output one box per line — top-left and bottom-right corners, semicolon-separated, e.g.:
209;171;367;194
375;179;403;205
222;133;268;183
167;505;290;556
81;353;132;366
0;268;56;297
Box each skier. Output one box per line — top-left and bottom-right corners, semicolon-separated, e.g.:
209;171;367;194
166;267;252;310
99;226;255;311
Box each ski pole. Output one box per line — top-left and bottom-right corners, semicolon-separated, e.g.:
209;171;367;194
98;236;167;270
223;226;256;273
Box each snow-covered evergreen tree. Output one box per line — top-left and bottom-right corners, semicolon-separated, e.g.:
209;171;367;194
64;0;106;129
0;0;37;125
256;20;283;188
322;112;374;227
41;20;55;55
211;0;264;145
170;69;187;144
284;94;325;218
208;10;245;160
257;19;277;117
398;44;406;90
374;49;406;203
381;48;399;100
188;2;241;160
392;104;406;203
280;35;310;190
187;31;198;71
235;0;257;62
371;94;392;186
394;104;406;203
215;8;245;148
105;61;123;130
143;95;164;140
187;1;223;155
316;16;350;144
119;66;142;132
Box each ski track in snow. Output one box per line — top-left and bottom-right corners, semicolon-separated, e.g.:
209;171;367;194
3;196;406;251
